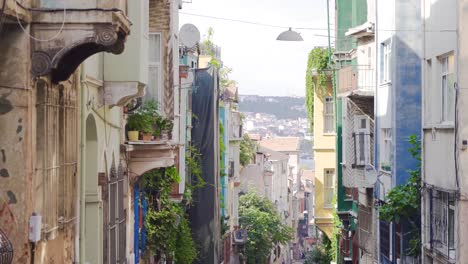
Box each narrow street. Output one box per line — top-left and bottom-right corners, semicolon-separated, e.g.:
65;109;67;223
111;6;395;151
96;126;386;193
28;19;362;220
0;0;465;264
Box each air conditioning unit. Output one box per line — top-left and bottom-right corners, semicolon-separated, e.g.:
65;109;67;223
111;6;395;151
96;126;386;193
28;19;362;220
233;229;248;244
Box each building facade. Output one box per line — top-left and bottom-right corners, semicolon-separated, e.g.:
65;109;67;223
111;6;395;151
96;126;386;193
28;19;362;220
310;73;336;240
421;0;467;263
375;0;422;263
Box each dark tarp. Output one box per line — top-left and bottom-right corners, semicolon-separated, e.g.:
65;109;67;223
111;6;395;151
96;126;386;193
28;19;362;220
189;66;220;264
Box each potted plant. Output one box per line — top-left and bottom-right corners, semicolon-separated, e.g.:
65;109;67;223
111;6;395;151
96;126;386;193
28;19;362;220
127;111;153;141
152;115;163;140
161;119;173;140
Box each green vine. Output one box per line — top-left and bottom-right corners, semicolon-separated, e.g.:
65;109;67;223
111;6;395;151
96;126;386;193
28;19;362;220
219;121;226;177
185;144;207;192
200;28;236;90
379;135;421;257
141;167;198;263
240;134;257;166
305;47;333;132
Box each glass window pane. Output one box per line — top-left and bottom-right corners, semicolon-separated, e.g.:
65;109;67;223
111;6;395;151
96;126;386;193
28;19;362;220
147;66;160;102
359;133;365;162
149;34;161;63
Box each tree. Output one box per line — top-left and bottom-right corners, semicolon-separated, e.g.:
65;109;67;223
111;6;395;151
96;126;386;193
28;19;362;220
239;192;293;264
379;135;421;257
304;246;332;264
200;27;236;90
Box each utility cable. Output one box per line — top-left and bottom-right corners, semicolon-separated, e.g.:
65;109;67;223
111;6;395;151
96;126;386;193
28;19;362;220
14;0;67;42
180;11;457;33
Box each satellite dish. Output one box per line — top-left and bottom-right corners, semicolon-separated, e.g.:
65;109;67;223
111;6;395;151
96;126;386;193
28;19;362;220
364;164;378;186
179;24;201;48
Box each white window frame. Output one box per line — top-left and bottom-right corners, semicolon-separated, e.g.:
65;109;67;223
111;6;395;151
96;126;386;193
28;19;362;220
379;128;392;171
148;33;162;105
354;115;370;167
381;40;392;83
440;54;455;124
324;97;335;134
323;169;334;208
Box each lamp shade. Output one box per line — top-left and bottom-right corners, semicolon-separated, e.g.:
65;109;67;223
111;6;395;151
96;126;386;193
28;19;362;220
276;28;304;41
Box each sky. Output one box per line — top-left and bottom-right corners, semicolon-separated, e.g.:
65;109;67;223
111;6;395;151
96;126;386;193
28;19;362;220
179;0;334;97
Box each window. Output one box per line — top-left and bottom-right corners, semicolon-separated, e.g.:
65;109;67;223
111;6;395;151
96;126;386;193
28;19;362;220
430;190;456;259
354;116;370;167
380;221;391;260
35;80;78;236
381;128;392;171
440;54;455;123
324;97;334;133
345;187;354;200
324;169;334;208
381;41;392;83
108;163;126;264
148;33;162;104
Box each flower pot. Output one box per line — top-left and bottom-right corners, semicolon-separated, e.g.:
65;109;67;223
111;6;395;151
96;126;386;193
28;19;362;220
142;133;153;141
128;131;139;141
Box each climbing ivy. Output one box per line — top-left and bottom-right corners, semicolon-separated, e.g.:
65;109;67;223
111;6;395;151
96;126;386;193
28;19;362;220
305;47;332;132
141;167;198;263
200;27;236;90
240;134;257;166
379;135;421;257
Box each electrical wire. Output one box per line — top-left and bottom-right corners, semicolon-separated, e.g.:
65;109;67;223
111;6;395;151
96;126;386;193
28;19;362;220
180;11;457;33
14;0;67;42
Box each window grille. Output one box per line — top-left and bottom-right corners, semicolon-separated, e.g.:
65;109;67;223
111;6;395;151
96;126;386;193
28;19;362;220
35;80;78;235
0;228;13;264
357;205;372;251
430;189;456;259
324;169;334;207
108;162;127;264
380;221;390;259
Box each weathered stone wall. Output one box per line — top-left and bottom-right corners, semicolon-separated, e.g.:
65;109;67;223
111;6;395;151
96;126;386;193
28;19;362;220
0;22;78;263
149;0;175;118
0;23;34;264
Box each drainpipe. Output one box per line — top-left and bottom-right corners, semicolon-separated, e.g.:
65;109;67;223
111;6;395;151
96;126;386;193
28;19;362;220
374;0;380;263
326;0;339;262
79;63;87;263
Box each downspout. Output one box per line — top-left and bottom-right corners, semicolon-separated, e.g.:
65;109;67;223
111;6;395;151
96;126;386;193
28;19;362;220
420;0;426;260
79;63;87;263
374;0;380;263
326;0;338;262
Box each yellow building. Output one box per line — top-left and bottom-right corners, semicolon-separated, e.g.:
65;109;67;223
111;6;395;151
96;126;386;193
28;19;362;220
312;73;336;239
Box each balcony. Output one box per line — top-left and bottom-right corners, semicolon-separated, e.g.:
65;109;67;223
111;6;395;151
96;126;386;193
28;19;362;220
338;66;375;97
123;142;176;182
27;0;130;82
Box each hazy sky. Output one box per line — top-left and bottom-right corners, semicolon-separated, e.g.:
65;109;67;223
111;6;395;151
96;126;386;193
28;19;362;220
179;0;334;97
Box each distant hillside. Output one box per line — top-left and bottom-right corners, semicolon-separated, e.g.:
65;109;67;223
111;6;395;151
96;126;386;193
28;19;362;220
238;95;306;119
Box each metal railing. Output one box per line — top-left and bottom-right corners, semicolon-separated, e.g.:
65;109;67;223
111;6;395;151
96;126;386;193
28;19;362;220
338;66;375;95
